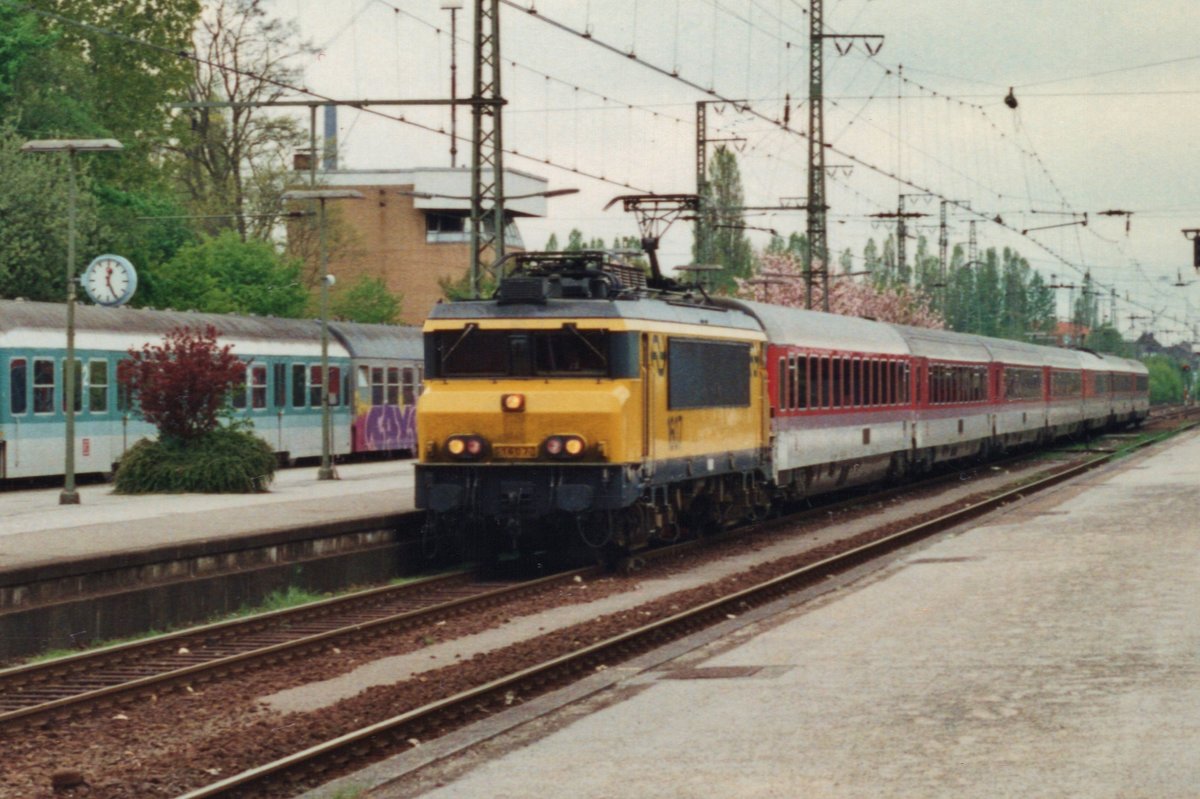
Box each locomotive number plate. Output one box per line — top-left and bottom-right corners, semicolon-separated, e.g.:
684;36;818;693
495;445;538;459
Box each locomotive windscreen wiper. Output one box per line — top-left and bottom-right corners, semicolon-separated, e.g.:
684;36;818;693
563;323;607;366
439;323;477;370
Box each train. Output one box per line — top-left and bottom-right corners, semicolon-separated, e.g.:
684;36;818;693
414;251;1149;562
0;299;423;480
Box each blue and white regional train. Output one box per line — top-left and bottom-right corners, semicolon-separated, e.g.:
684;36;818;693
0;299;423;480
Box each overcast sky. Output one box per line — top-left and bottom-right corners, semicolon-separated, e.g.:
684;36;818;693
266;0;1200;343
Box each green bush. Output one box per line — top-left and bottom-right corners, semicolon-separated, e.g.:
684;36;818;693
115;427;276;494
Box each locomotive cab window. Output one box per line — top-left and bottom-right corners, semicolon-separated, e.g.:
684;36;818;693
430;326;621;378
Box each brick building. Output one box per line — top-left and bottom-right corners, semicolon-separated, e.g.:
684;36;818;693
299;167;549;324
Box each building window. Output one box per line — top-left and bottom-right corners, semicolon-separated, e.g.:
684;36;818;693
426;212;469;243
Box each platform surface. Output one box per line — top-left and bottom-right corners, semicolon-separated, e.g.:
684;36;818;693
0;460;417;575
368;430;1200;799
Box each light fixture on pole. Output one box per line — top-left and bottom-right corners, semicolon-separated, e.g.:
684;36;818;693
281;189;365;481
21;138;123;505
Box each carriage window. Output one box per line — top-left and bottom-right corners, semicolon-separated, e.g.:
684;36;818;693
795;356;807;409
402;367;417;406
273;363;286;408
231;365;248;409
309;366;323;407
10;358;27;415
778;357;787;409
387;367;400;405
251;364;267;409
34;359;55;414
61;359;82;412
88;360;108;413
850;358;861;406
328;366;341;406
371;367;385;405
292;364;307;407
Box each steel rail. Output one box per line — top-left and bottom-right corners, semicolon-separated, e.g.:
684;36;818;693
176;420;1195;799
0;567;592;730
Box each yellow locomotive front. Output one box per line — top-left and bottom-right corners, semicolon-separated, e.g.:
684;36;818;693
415;253;770;561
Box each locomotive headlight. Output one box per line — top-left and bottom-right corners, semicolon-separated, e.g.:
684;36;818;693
501;393;525;412
446;435;488;460
543;435;586;459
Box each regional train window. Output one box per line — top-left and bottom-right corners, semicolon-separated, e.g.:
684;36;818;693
309;366;323;407
34;359;54;414
387;367;400;405
274;363;287;408
61;359;82;413
251;365;267;409
88;361;108;413
402;368;417;405
10;358;27;415
292;364;307;407
371;367;385;405
231;366;248;409
328;367;341;406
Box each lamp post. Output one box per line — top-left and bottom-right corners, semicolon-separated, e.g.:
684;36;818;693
21;139;123;505
280;189;364;480
440;0;463;168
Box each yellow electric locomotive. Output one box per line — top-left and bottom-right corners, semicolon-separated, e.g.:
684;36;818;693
416;252;770;561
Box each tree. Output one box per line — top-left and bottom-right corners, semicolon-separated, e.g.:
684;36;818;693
695;145;755;292
331;276;403;324
147;230;307;316
118;325;245;441
171;0;314;241
1144;355;1185;405
0;125;102;301
740;252;943;328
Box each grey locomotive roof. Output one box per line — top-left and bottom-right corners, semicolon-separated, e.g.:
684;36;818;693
328;320;423;359
426;295;764;333
0;298;322;342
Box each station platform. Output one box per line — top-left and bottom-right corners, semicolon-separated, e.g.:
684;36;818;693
0;460;420;661
351;431;1200;799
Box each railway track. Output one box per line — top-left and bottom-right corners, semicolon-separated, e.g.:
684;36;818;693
0;567;593;731
173;418;1196;799
4;416;1181;739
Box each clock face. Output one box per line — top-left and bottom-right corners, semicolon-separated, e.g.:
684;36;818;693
83;255;137;307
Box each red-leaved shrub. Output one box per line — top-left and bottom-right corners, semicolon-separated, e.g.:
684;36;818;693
118;325;246;442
